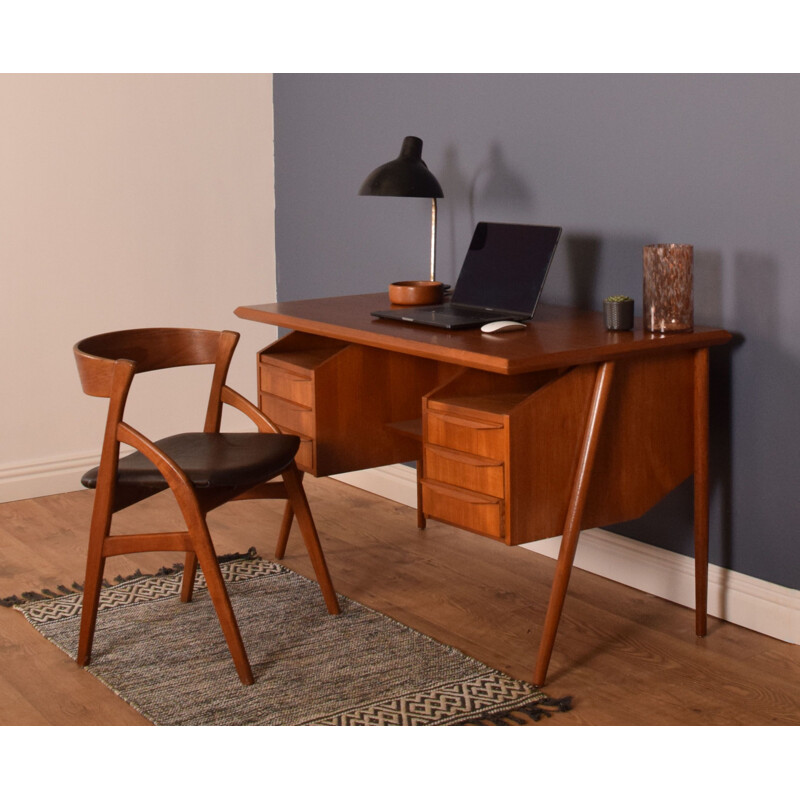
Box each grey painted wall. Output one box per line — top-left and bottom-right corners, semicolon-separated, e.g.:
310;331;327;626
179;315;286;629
274;74;800;591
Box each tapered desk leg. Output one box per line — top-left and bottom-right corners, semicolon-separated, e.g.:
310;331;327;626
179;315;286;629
275;470;304;560
416;460;426;530
694;348;710;636
533;361;615;687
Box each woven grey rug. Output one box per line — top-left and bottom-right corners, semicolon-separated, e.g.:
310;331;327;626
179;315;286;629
15;552;571;725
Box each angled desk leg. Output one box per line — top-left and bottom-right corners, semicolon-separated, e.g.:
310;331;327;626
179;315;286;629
694;348;710;636
275;472;304;560
275;501;294;559
416;460;426;530
533;361;616;687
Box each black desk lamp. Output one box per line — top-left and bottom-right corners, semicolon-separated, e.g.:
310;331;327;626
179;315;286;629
359;136;444;285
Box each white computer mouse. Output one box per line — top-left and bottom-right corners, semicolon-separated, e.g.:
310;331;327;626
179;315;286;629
480;320;527;333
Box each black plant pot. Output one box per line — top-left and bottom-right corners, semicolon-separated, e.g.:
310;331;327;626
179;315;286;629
604;298;634;331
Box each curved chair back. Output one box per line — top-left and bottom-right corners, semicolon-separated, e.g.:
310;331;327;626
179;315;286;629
74;328;236;398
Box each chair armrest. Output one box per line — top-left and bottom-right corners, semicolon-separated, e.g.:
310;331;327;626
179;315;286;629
220;385;281;434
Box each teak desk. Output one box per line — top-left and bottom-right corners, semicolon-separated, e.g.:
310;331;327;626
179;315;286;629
235;293;731;685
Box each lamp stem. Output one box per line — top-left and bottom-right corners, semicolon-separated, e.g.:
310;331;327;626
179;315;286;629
429;197;438;282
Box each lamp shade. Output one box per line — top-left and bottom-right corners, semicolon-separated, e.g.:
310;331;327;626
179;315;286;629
359;136;444;198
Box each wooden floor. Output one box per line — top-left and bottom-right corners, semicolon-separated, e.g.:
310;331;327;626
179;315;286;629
1;476;798;726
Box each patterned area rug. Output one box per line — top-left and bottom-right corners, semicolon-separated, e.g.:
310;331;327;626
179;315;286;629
13;551;571;726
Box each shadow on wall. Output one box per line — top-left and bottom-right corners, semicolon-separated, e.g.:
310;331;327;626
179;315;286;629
467;142;534;226
546;233;652;310
438;143;467;283
438;142;535;285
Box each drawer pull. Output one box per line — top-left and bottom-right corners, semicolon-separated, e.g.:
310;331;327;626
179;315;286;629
424;445;505;499
259;365;314;407
422;480;497;505
426;408;506;460
259;392;314;437
425;444;502;468
428;411;503;431
422;479;504;539
261;392;312;412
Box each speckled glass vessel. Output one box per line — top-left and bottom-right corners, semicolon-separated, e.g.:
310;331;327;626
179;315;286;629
643;244;693;333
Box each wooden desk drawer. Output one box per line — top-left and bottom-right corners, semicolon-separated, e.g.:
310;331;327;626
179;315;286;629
424;444;504;499
426;410;505;459
421;479;504;540
259;392;314;438
259;366;313;407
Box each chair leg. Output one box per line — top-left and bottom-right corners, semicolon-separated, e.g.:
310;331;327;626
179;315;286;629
282;463;340;615
189;520;254;685
77;493;113;667
77;538;107;667
274;500;294;559
180;551;198;603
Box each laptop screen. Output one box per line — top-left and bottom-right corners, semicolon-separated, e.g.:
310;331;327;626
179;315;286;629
452;222;562;314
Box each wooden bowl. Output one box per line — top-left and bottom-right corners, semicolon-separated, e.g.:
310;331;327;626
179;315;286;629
388;280;444;306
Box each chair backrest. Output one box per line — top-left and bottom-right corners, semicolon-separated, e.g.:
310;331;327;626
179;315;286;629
74;327;240;433
74;328;234;395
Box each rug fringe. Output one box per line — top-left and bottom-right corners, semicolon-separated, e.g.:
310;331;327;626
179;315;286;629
1;546;259;608
459;695;573;725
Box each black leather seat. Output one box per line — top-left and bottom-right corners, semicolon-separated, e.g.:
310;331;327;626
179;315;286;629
81;432;300;490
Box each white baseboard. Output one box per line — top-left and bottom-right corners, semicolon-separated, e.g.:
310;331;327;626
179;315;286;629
0;451;99;503
333;464;800;645
334;463;420;508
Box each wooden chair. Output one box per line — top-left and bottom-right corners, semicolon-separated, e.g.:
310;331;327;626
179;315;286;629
73;327;340;685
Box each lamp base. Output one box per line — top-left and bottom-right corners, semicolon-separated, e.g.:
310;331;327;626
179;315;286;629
388;280;444;306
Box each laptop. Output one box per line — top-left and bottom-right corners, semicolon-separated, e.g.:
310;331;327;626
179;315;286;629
371;221;562;330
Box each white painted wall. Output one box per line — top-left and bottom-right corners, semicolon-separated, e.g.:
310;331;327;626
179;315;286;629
0;74;277;502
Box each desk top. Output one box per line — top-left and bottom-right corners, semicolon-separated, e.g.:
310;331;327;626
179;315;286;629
235;293;732;375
